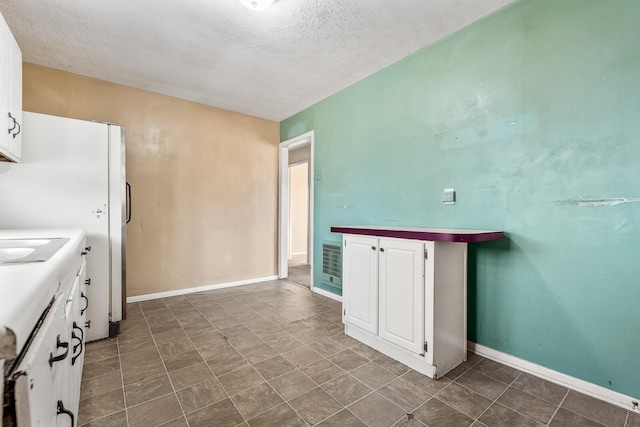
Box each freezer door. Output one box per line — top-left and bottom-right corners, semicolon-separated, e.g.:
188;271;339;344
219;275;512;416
0;112;111;341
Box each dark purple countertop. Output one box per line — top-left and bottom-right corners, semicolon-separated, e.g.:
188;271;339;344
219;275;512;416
330;225;503;243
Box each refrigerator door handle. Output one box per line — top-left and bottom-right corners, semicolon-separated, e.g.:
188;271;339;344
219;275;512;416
126;182;132;224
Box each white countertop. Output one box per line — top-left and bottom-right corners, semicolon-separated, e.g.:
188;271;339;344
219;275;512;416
0;229;85;358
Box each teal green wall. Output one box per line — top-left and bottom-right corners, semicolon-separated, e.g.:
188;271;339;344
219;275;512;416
281;0;640;397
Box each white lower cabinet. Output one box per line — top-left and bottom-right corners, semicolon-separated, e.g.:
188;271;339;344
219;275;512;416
342;234;467;378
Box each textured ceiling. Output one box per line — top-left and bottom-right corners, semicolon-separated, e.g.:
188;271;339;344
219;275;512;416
0;0;513;121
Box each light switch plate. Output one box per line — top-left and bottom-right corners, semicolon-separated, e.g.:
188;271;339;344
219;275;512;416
442;188;455;204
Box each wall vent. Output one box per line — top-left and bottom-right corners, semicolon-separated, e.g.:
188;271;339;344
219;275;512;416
321;241;342;291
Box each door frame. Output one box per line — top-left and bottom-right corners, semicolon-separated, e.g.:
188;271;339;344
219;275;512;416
279;131;314;288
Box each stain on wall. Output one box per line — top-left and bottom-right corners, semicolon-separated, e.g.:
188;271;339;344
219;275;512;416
281;0;640;397
23;63;280;297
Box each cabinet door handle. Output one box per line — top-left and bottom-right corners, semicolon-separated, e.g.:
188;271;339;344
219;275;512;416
371;246;376;251
72;321;84;366
48;335;69;367
57;400;75;426
80;292;89;315
7;112;16;134
380;247;385;252
11;119;20;138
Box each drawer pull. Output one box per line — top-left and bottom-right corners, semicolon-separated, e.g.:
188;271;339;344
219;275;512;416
80;292;89;316
72;321;84;366
57;400;75;426
48;335;69;367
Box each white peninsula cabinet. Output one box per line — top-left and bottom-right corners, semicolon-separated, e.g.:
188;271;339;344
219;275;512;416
332;225;503;379
0;11;22;162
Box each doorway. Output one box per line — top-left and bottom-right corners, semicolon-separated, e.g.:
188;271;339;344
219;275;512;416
278;131;314;289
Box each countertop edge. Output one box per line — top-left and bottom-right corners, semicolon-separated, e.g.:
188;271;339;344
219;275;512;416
330;226;504;243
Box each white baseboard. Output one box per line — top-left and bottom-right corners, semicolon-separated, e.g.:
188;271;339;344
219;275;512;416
127;275;279;303
468;342;639;413
310;285;342;302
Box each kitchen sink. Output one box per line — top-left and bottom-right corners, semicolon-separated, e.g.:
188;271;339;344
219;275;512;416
0;247;36;262
0;238;70;264
0;239;51;248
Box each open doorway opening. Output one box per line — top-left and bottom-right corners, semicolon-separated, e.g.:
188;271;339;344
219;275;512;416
278;131;314;289
288;158;310;287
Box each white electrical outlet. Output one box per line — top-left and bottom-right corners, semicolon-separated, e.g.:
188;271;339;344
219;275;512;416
442;188;456;204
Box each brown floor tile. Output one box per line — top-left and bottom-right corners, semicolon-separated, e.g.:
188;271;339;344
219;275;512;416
120;346;162;370
628;413;640;427
82;356;121;380
348;391;406;427
158;417;188;427
435;383;492;419
230;382;284;419
124;374;173;407
80;371;122;401
169;362;215;390
472;358;521;384
118;335;156;354
186;398;245;427
239;342;279;364
322;373;373;405
562;390;627;427
497;386;558;424
122;358;166;386
317;409;368;427
283;346;324;368
254;355;296;380
128;394;183;427
177;378;227;413
378;377;431;412
550;408;608;427
79;410;127;427
455;369;509;400
444;364;469;381
351;362;397;389
373;354;411;376
157;336;196;358
163;349;203;371
309;337;346;357
511;372;567;404
84;340;118;364
189;330;226;348
268;369;317;400
289;387;344;425
218;366;265;395
153;329;190;345
328;349;369;371
351;342;383;361
78;388;125;425
402;369;449;395
268;334;306;353
301;358;345;384
479;403;544;427
414;398;473;427
247;403;307;427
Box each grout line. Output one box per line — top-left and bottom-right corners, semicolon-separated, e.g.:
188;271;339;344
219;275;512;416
547;388;571;426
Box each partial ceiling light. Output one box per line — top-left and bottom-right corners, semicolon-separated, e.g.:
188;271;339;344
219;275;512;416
239;0;276;11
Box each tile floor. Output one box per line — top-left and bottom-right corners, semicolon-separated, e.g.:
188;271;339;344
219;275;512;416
288;255;311;288
79;280;640;427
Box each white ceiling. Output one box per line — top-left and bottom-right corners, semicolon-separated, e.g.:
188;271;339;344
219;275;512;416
0;0;513;121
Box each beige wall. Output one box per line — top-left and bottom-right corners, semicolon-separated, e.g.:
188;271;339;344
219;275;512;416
288;144;310;165
22;63;279;297
289;162;308;258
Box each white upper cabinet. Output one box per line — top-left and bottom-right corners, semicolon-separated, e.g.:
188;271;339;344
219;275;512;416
0;11;22;162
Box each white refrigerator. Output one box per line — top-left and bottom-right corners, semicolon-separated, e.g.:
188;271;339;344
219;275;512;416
0;112;127;342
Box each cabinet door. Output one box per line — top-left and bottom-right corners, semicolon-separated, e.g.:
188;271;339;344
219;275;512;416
378;238;425;355
8;31;22;158
14;296;69;426
343;235;379;334
0;12;13;159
